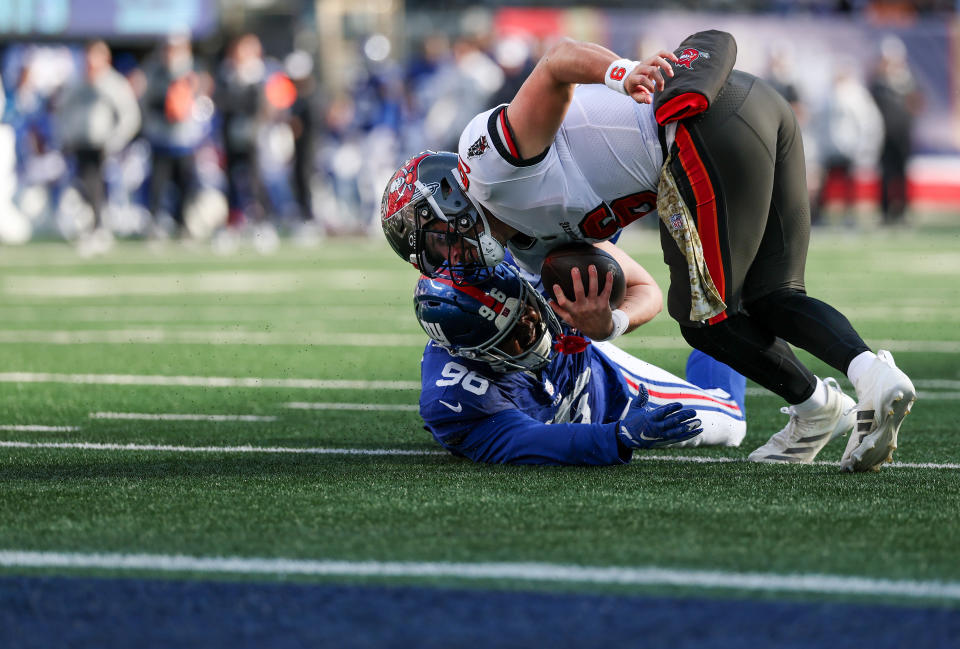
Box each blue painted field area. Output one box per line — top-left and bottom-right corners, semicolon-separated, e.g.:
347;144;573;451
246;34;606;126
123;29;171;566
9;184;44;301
2;576;957;649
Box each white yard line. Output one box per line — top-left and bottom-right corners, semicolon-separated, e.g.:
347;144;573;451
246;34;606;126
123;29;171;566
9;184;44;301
746;386;960;400
1;270;401;297
0;328;958;353
0;440;956;470
0;329;426;347
284;402;420;412
7;372;960;401
0;425;80;432
640;455;960;471
0;372;420;390
0;305;410;323
615;338;960;353
0;441;443;456
914;379;960;389
89;412;278;422
0;550;956;600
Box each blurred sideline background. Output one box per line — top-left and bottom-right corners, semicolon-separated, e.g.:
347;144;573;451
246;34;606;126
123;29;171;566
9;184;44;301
0;0;958;255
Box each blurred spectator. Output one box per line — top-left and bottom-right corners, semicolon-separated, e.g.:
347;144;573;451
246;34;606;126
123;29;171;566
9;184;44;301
54;40;141;250
216;33;269;226
488;36;536;109
5;48;69;198
284;50;320;228
764;45;803;116
141;34;212;235
869;35;922;226
419;36;503;150
813;64;884;225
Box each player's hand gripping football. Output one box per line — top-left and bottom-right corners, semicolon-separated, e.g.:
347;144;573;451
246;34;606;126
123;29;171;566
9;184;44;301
549;265;617;340
625;49;678;105
617;400;702;450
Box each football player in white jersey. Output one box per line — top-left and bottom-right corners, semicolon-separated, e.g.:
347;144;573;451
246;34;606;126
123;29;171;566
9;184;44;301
381;37;915;473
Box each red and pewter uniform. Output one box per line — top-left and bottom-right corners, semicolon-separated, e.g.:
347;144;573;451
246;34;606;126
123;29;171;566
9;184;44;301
456;85;663;274
659;70;811;327
458;68;811;330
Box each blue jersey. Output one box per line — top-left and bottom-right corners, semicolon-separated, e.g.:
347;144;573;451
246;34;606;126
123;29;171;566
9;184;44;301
419;340;636;466
418;255;746;466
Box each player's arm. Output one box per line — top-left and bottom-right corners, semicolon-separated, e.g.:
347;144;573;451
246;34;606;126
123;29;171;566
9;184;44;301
549;241;663;340
441;410;630;466
429;403;700;466
505;38;677;160
596;240;663;334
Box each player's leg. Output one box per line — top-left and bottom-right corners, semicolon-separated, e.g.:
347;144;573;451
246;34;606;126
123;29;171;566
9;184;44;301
685;348;746;415
592;342;745;447
738;79;915;470
739;78;871;378
666;73;857;462
666;72;824;403
680;317;855;460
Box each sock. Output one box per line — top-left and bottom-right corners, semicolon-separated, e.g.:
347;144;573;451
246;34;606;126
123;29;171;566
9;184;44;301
791;377;828;415
846;350;877;390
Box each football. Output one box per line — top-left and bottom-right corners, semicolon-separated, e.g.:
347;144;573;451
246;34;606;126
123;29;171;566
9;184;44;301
539;243;626;308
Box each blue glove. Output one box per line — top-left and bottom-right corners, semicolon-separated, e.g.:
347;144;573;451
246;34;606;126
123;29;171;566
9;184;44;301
618;401;703;450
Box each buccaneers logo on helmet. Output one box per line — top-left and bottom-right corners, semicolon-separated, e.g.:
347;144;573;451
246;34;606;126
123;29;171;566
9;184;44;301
381;152;432;222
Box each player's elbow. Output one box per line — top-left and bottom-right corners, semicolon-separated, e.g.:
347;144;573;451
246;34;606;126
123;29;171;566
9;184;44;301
543;37;579;60
623;281;662;328
539;38;581;77
649;283;664;315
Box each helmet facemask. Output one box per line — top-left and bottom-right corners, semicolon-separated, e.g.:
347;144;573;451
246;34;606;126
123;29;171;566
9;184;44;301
381;151;505;285
413;179;503;286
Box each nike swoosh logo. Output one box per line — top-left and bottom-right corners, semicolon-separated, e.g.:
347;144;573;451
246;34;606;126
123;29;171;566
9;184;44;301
439;400;462;413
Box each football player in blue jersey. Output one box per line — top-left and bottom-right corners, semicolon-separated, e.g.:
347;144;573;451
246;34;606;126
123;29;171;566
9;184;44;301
415;264;747;466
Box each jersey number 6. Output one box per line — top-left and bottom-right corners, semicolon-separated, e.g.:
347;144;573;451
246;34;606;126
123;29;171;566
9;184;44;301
578;190;657;240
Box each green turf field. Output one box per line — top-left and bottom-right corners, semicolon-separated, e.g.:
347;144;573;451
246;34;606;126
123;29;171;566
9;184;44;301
1;227;958;604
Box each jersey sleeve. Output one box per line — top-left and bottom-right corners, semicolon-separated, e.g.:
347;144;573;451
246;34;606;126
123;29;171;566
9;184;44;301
456;106;565;218
447;409;630;466
419;343;631;466
459;104;551;169
457;105;608;259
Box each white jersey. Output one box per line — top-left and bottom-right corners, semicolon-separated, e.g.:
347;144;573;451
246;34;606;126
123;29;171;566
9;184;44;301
457;84;664;272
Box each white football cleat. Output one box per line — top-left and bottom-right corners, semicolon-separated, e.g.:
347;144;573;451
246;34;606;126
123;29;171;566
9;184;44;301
841;350;916;472
748;378;856;463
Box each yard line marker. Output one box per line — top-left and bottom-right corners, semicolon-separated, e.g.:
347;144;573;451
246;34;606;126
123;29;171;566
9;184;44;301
2;270;400;297
0;425;80;432
7;372;960;398
284;402;420;412
0;551;958;601
914;379;960;389
0;328;957;353
617;338;960;354
0;441;443;456
0;372;420;390
639;455;960;471
0;440;956;470
0;329;426;347
745;386;960;400
0;305;409;322
89;412;278;422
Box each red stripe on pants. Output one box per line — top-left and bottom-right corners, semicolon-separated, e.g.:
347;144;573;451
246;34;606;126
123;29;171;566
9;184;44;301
674;124;727;324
